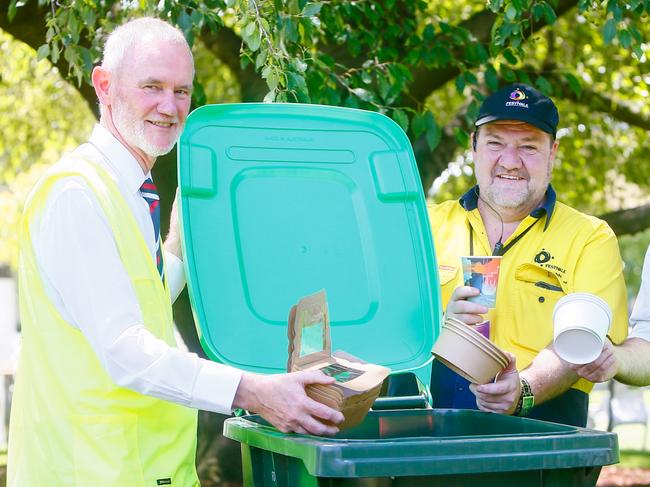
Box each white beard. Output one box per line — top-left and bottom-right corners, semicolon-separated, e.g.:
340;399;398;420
112;100;177;158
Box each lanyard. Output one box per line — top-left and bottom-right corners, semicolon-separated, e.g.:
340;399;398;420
469;218;541;257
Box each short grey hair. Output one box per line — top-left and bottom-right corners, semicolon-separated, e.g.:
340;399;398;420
101;17;193;75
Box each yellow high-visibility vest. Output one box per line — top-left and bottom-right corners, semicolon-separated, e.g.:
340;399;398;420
8;157;199;486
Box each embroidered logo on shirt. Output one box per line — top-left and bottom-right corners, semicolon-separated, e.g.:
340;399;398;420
534;250;552;264
157;479;172;485
534;249;567;283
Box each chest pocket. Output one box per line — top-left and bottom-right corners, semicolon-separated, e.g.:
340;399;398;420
437;264;460;307
512;263;568;351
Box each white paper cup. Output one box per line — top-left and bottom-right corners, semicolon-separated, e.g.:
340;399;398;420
553;293;612;364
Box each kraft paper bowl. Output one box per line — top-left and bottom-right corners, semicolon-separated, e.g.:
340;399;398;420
432;318;507;384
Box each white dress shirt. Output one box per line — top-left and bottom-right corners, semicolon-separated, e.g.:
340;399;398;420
629;244;650;342
31;124;242;413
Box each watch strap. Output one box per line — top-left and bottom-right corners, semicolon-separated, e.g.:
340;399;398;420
514;376;535;417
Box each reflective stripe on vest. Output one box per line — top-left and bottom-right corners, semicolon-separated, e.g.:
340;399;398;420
8;157;199;487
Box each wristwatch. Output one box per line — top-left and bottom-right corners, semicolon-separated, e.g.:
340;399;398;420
513;377;534;416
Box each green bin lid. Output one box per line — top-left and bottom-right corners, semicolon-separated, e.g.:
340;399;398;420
178;103;441;378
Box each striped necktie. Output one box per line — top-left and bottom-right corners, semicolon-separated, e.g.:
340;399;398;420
140;178;164;283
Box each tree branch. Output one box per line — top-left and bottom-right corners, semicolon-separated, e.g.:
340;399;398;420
199;26;268;102
600;204;650;236
407;0;579;107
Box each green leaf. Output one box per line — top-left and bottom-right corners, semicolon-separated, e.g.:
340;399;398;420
243;21;257;38
253;51;265;72
283;17;299;43
426;114;441;150
378;74;391;101
563;73;582;98
287;71;308;92
542;3;557;24
500;66;516;82
36;44;50;62
81;8;96;27
412;112;426;138
78;46;93;72
489;0;504;13
177;10;191;33
502;48;518;65
603;18;617;44
291;59;308;73
50;44;60;64
247;29;261;52
302;2;322;16
453;127;469;148
392;109;409;132
267;71;279;91
463;71;478;86
618;29;632;48
351;87;373;102
8;0;17;22
505;4;518;20
455;75;466;93
534;75;553;94
191;10;203;27
532;4;545;21
68;13;79;44
485;65;499;91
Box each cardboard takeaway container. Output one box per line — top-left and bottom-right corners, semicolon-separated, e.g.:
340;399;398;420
288;290;390;430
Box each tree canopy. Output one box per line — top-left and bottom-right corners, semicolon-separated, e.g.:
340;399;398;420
2;0;650;234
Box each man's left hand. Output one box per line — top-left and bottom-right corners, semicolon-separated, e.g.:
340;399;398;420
469;352;521;415
570;339;618;383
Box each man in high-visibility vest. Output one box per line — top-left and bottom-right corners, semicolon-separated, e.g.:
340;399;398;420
8;17;342;487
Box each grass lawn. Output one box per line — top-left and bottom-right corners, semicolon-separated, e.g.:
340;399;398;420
620;449;650;468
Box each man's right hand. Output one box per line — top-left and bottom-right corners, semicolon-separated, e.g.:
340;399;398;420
233;370;345;436
446;286;489;324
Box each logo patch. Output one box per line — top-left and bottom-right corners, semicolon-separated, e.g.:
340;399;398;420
534;250;551;264
157;479;172;486
509;88;527;101
505;88;529;108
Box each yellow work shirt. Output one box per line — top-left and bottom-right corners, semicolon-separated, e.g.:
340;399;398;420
430;185;628;394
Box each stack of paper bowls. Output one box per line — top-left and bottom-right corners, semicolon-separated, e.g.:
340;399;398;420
432;316;508;384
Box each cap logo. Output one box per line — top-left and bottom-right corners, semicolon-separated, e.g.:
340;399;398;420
505;88;529;108
509;88;527;101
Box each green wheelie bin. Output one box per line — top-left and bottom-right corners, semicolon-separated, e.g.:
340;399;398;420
178;103;618;487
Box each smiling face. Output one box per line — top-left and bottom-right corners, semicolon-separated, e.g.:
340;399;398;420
94;37;193;172
473;121;558;219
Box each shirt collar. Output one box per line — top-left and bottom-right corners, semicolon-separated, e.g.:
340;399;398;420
459;184;556;230
88;124;150;195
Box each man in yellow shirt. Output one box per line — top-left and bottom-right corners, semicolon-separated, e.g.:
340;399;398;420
392;84;628;426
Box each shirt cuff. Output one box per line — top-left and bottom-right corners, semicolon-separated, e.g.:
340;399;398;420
629;320;650;343
164;250;186;303
189;359;244;414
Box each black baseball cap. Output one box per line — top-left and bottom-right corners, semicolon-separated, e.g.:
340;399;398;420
475;84;559;137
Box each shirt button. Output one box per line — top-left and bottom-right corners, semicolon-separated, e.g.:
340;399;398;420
538;296;545;303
